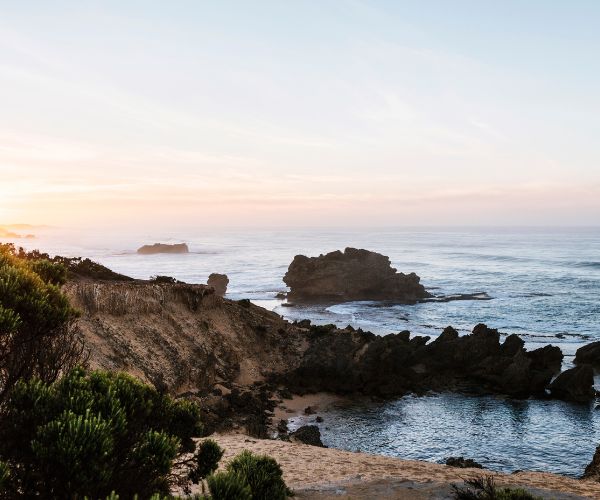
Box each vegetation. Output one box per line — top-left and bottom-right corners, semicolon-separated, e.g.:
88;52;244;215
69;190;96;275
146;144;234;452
0;245;291;499
0;244;84;405
0;244;133;281
453;476;542;500
225;450;291;500
207;472;252;500
0;367;219;498
150;275;184;284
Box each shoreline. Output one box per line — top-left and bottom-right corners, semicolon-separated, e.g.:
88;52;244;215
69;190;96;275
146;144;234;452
199;433;599;499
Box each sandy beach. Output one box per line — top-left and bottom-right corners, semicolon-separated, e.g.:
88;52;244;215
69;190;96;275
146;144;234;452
198;433;600;499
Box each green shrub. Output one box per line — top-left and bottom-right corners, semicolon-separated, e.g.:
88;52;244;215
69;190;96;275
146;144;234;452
0;367;210;498
28;258;68;286
226;450;290;500
207;472;252;500
189;439;224;483
0;245;82;404
452;476;542;500
0;460;9;491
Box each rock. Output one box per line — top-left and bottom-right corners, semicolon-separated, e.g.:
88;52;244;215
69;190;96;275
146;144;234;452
283;247;431;303
549;365;595;402
281;323;564;400
575;341;600;369
290;425;325;447
277;419;289;434
315;416;324;423
583;444;600;480
304;406;316;415
137;243;189;255
445;456;484;469
207;273;229;296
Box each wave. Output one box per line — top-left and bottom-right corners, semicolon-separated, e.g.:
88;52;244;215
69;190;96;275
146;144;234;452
571;261;600;269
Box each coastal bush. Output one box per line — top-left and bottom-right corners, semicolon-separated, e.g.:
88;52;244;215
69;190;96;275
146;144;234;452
452;476;542;500
0;245;83;405
207;472;252;500
150;275;181;284
0;367;212;498
226;450;291;499
0;243;133;281
189;439;224;483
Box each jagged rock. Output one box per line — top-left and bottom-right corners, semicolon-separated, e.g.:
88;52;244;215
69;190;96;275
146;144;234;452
575;341;600;369
137;243;189;255
290;425;325;447
207;273;229;296
583;445;600;480
283;247;431;303
549;365;595;402
282;323;563;399
445;457;484;469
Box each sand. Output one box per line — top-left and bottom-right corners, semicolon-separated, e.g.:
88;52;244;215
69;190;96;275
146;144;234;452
198;433;600;499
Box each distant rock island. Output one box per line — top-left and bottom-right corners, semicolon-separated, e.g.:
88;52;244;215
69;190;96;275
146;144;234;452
136;243;189;255
0;225;35;239
283;247;431;303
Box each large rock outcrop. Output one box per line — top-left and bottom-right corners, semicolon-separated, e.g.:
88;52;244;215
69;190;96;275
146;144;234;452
575;341;600;370
207;273;229;297
280;323;563;399
549;365;595;403
283;248;431;303
583;445;600;480
137;243;189;255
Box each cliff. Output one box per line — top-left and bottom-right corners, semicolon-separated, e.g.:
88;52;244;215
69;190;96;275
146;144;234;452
64;281;305;395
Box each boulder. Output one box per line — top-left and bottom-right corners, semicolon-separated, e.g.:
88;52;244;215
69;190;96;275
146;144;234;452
575;341;600;369
290;425;325;447
283;247;431;303
137;243;189;255
583;444;600;480
549;365;595;403
207;273;229;296
445;456;484;469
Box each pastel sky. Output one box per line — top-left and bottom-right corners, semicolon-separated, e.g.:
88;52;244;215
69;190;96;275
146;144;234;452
1;1;599;228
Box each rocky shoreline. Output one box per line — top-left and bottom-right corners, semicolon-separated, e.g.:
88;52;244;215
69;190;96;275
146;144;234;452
66;277;599;432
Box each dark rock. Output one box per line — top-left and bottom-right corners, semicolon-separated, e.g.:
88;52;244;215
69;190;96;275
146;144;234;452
304;406;316;415
583;444;600;480
549;365;595;402
280;323;564;400
207;273;229;296
137;243;189;255
315;416;324;423
290;425;325;447
445;456;484;469
283;247;431;303
575;341;600;369
277;419;289;434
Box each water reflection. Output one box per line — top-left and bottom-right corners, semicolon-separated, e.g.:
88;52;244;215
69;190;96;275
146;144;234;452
288;392;600;477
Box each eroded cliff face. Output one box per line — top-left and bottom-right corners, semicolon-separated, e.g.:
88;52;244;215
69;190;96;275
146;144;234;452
64;281;305;396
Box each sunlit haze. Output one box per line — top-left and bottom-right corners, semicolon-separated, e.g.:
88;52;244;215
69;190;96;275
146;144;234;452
1;1;599;228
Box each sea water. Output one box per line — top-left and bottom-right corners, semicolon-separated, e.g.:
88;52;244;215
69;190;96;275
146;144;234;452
13;226;600;476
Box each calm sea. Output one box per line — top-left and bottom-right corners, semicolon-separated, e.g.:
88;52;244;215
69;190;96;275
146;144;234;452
15;226;600;476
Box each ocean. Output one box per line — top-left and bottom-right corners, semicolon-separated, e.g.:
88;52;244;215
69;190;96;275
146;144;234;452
14;226;600;477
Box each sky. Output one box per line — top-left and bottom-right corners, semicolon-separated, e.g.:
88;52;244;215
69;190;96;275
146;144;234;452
1;1;599;228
